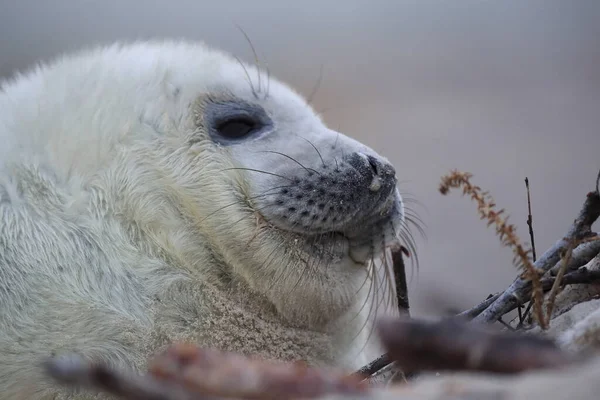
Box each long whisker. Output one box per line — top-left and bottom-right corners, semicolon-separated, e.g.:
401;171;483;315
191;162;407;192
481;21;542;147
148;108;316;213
221;167;294;182
199;184;292;225
347;257;382;356
293;134;326;168
306;63;324;107
235;24;262;95
233;55;258;98
382;249;397;312
263;62;271;101
253;150;322;176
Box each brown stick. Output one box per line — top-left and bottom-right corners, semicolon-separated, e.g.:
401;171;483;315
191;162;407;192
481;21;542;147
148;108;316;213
44;345;368;400
377;317;579;374
392;247;410;312
44;355;198;400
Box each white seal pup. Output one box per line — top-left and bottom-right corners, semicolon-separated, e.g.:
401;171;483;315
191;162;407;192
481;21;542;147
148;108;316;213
0;40;407;399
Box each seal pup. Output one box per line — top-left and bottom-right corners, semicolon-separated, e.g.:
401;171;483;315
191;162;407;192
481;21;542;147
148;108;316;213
0;40;408;399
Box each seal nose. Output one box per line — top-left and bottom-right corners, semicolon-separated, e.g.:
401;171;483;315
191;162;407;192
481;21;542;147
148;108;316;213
350;152;397;194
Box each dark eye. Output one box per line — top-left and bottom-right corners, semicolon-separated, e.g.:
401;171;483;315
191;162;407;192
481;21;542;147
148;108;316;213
216;117;258;139
204;99;272;144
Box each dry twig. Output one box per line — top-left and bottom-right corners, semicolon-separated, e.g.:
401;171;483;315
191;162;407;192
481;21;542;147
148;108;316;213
525;177;537;262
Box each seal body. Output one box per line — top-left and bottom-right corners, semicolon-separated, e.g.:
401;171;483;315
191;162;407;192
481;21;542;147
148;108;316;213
0;41;405;399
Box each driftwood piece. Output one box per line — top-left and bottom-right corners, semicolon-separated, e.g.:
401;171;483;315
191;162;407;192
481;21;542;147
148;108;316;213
458;241;600;320
148;343;368;399
44;354;200;400
376;317;577;374
549;239;600;275
44;345;368;400
474;185;600;323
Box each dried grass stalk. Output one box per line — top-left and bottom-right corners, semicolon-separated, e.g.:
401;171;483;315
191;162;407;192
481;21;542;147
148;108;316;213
439;170;544;327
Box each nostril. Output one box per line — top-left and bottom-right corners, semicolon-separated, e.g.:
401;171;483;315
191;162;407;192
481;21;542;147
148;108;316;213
367;155;380;176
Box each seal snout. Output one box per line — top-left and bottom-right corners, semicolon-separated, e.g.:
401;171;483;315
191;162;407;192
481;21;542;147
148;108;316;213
349;152;397;197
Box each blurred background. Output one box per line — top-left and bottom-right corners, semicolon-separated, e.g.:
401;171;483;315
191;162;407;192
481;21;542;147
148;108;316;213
1;0;599;318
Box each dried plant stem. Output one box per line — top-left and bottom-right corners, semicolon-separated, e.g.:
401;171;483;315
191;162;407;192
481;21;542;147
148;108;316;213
439;170;544;326
545;236;600;324
545;240;575;325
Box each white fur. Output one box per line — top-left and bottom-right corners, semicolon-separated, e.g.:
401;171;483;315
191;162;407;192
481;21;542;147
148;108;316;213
0;40;402;399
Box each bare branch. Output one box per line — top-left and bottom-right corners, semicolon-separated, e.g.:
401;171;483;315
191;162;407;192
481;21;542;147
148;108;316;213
549;238;600;275
456;293;500;319
474;189;600;323
459;238;600;321
543;266;600;288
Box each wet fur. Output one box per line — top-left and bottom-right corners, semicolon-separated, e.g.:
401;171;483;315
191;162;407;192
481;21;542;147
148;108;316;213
0;41;404;399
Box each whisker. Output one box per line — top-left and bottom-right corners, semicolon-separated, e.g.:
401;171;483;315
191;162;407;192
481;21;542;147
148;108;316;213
294;134;326;168
348;256;386;358
403;211;427;234
221;167;293;182
382;250;397;311
306;63;324;107
253;150;322;176
263;62;271;101
235;24;262;95
233;55;258;98
198;184;293;225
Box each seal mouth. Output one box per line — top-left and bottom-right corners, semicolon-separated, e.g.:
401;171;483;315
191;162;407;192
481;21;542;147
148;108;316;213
265;193;403;265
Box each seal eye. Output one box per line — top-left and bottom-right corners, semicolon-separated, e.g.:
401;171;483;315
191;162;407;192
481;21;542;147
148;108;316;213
204;98;273;144
216;117;257;139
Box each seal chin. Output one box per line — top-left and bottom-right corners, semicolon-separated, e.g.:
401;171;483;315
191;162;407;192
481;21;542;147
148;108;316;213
281;190;404;266
345;193;404;264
